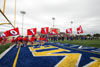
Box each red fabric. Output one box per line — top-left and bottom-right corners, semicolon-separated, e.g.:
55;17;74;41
23;37;28;41
15;37;18;41
30;37;36;42
66;28;72;34
77;25;83;34
0;31;8;37
27;28;37;35
4;38;7;41
39;37;42;41
0;37;3;42
11;38;15;42
18;37;23;41
50;29;58;35
0;28;19;37
7;27;20;36
39;37;48;42
42;37;46;40
41;27;49;34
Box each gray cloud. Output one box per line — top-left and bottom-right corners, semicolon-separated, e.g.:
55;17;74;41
0;0;100;35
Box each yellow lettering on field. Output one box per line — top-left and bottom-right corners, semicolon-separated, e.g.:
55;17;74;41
84;57;100;67
29;46;58;51
29;45;81;67
55;54;81;67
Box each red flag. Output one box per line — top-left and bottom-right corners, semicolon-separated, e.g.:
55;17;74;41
66;28;72;34
77;25;83;34
41;27;49;34
7;27;20;36
0;28;19;37
50;29;58;35
27;28;37;35
0;31;8;37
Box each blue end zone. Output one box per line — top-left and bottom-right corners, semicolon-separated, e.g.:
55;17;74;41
50;42;100;67
52;42;100;53
0;42;100;67
0;46;18;67
16;46;63;67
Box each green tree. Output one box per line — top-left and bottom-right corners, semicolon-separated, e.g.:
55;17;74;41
86;34;91;37
93;33;100;39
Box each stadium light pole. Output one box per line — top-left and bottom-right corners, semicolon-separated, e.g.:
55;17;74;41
71;21;73;27
70;21;73;34
52;17;55;28
20;11;26;36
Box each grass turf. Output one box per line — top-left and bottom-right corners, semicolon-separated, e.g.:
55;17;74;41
0;39;100;55
0;43;11;54
54;39;100;48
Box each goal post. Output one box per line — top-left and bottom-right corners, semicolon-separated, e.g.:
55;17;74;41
0;9;15;28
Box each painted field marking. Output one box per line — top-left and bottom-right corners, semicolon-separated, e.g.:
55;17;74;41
29;45;81;67
29;45;100;67
12;47;21;67
55;43;100;55
83;57;100;67
54;44;100;67
29;45;58;51
0;44;15;59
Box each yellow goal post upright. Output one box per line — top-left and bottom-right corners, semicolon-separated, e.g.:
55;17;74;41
0;0;16;28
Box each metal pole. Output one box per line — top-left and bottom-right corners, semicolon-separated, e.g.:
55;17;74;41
71;21;73;28
52;17;55;28
3;0;6;13
0;23;9;25
0;9;15;28
22;14;24;36
70;21;73;34
20;11;26;36
14;0;16;27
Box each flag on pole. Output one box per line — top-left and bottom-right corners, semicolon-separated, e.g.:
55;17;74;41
7;27;20;36
50;29;58;35
0;31;8;37
66;28;72;34
41;27;49;34
0;27;20;37
27;28;37;35
77;25;83;34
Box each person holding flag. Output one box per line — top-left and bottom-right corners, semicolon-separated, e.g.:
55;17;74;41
23;36;29;47
39;35;43;47
39;27;49;47
39;35;47;47
30;35;37;48
17;36;23;48
15;36;18;46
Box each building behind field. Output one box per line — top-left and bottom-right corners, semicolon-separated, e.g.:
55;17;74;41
50;28;60;34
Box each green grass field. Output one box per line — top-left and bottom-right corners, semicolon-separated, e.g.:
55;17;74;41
0;39;100;55
56;39;100;48
0;43;11;54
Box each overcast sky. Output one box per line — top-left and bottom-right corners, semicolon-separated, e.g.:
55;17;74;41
0;0;100;35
